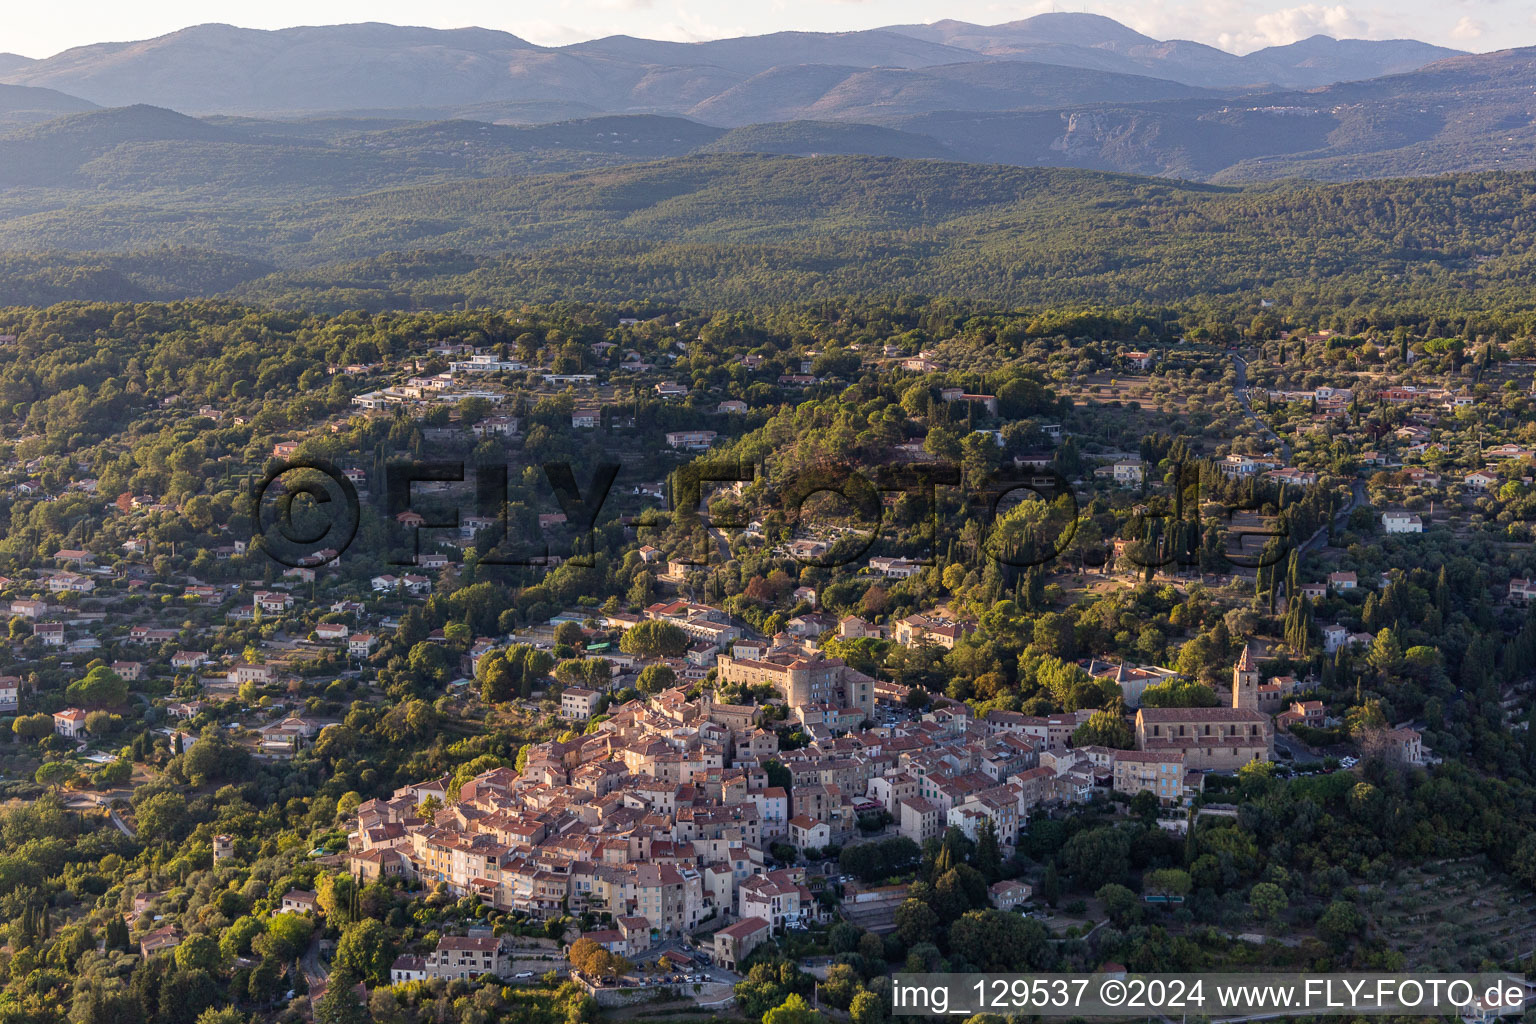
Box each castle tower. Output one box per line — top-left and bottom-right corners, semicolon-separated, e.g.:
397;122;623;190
1233;644;1259;710
1113;663;1134;707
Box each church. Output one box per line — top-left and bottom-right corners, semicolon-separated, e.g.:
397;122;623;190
1131;645;1274;772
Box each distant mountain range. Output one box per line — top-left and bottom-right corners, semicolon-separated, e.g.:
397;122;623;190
0;16;1463;119
0;15;1532;224
0;82;98;125
888;16;1458;90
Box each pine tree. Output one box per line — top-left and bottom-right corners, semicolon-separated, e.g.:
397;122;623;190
1024;565;1044;611
933;841;954;878
106;915;130;952
973;819;1002;882
1040;863;1061;907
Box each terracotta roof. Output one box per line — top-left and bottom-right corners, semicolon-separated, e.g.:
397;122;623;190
717;916;770;939
1138;707;1268;723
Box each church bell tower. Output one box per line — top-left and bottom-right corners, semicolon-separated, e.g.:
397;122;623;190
1233;644;1259;710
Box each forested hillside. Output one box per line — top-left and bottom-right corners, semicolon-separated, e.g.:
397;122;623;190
4;156;1536;314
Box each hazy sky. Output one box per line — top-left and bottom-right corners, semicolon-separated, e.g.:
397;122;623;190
4;0;1521;59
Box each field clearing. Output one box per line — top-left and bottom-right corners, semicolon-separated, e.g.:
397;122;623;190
1364;859;1536;969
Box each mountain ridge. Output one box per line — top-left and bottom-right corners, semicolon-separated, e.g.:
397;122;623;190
1;152;1530;312
0;16;1470;118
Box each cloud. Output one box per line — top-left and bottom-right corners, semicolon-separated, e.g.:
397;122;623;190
1093;0;1252;44
1206;3;1370;51
502;20;592;46
1450;16;1485;40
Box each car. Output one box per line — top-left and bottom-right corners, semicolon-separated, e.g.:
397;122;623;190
515;971;534;980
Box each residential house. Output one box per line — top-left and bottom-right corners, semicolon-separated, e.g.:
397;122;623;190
425;935;510;981
53;708;87;739
1465;470;1500;491
867;556;921;579
253;591;293;614
1377;728;1424;766
989;879;1032;910
391;955;428;984
1322;623;1349;654
665;430;717;449
1112;751;1194;805
139;926;181;957
788;815;831;851
897;797;943;845
839;615;885;640
1112;460;1145;485
738;870;811;930
561;688;601;720
279;889;320;914
10;599;46;619
713;917;770;969
1509;579;1536;605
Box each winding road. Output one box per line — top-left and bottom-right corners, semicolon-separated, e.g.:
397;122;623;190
1299;478;1368;554
1230;354;1291;463
109;808;135;839
301;937;329;1001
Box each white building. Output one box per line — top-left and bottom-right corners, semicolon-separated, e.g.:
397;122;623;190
1322;623;1349;654
450;354;525;373
868;556;921;579
1112;460;1145;485
561;687;600;720
665;430;717;449
53;708;87;738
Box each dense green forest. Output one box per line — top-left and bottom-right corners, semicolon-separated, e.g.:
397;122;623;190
5;157;1536;314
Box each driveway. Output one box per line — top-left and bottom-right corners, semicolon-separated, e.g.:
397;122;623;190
300;936;329;1000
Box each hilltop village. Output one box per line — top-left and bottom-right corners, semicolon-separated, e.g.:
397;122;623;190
352;635;1307;944
0;301;1533;1023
